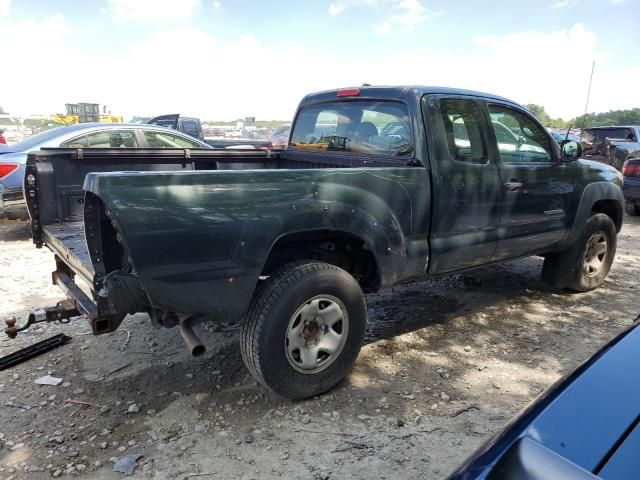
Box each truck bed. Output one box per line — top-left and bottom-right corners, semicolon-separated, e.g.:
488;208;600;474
41;222;93;285
24;147;410;334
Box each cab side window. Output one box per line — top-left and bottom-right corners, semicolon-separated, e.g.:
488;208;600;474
488;105;553;164
439;99;488;164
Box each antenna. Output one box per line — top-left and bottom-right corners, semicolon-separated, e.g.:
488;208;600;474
564;124;572;142
581;60;595;128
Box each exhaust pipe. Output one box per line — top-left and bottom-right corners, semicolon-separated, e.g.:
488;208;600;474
179;317;206;357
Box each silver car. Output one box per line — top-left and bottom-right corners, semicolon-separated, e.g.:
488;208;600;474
0;123;211;219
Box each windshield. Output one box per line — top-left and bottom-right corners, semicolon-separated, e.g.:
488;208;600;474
290;100;413;156
5;126;66;152
153;119;177;128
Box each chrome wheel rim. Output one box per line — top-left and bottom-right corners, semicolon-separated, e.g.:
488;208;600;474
285;295;349;375
583;232;608;277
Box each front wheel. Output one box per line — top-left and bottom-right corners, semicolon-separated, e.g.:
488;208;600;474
542;213;617;292
240;261;367;400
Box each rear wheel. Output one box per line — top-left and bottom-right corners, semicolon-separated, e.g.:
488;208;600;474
542;213;617;292
625;201;639;216
240;261;367;400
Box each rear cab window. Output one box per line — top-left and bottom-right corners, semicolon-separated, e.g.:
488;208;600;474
290;101;413;157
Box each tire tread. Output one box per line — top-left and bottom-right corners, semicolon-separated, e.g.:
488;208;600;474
240;261;344;390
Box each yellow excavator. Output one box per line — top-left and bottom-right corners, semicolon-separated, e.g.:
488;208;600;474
99;114;124;123
49;104;123;127
49;113;77;126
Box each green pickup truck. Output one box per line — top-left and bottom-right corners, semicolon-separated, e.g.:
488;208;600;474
16;86;624;399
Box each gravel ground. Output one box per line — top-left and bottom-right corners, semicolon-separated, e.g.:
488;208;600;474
0;215;639;479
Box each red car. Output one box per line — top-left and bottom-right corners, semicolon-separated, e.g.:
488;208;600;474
0;128;7;145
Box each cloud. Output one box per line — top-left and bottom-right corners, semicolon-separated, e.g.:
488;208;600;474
471;24;610;118
374;0;441;34
327;0;440;33
213;0;222;9
328;3;345;15
551;0;578;8
0;0;10;17
0;18;637;122
108;0;202;24
327;0;378;15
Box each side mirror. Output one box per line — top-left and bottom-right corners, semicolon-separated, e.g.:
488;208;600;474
561;140;582;161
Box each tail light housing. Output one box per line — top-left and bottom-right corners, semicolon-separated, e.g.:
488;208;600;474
623;161;640;177
0;162;18;179
337;88;360;97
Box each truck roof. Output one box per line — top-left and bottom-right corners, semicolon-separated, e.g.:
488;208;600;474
300;85;517;106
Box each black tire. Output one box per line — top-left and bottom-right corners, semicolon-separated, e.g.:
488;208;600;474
240;261;367;400
625;201;639;217
541;213;616;292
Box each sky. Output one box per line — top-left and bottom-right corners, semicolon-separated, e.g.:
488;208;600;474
0;0;638;121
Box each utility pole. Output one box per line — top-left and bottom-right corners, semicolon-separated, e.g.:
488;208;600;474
582;60;595;128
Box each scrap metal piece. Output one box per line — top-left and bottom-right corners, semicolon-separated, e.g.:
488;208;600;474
113;453;143;475
0;333;71;371
34;375;63;385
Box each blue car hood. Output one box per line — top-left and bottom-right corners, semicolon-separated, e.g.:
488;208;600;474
0;151;28;163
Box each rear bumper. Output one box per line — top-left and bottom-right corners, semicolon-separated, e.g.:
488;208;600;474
623;177;640;202
0;185;28;218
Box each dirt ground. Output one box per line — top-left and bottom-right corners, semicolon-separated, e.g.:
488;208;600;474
0;215;638;480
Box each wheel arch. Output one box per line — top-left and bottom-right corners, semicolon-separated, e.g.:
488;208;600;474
591;198;623;232
562;182;624;249
260;228;383;293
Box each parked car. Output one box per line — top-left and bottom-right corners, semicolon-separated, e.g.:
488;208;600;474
146;114;271;149
623;158;640;216
16;86;623;400
0;123;211;219
268;124;291;150
0;128;6;145
448;314;640;480
551;130;581;144
581;125;640;171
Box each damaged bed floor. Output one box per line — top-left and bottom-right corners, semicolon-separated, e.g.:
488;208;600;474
1;216;639;480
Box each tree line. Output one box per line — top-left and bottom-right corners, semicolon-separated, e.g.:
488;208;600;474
525;104;640;130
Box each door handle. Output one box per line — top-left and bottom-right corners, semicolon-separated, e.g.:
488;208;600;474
504;181;523;191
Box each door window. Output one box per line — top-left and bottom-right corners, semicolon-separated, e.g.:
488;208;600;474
62;130;138;148
181;120;199;139
488;105;553;163
439;99;488;164
143;130;203;148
